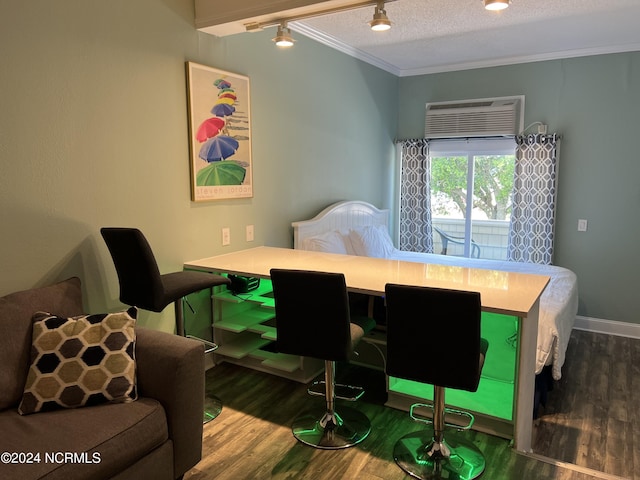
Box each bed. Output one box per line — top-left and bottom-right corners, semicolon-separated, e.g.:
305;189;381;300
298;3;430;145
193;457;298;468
292;200;579;383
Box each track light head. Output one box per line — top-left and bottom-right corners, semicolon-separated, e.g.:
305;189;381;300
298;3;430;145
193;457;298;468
484;0;510;11
369;2;391;31
272;23;295;47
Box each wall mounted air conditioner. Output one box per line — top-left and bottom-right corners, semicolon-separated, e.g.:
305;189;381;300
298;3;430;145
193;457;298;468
425;96;524;138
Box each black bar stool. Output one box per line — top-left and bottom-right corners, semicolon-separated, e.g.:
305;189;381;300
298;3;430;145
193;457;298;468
270;269;376;449
385;283;489;480
100;227;230;422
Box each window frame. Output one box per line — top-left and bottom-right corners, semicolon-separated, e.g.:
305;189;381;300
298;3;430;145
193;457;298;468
428;137;516;258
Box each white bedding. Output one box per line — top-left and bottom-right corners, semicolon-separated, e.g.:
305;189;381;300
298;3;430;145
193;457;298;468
386;250;578;380
292;201;578;380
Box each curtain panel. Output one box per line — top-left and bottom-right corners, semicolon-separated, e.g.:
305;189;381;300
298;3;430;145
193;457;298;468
507;133;560;264
398;139;433;253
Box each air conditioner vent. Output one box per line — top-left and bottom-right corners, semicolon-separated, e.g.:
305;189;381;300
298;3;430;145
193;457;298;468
425;96;524;138
429;101;493;110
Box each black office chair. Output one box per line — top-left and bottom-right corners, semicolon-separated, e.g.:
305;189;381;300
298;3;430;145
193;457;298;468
270;269;376;449
100;227;231;421
385;284;489;480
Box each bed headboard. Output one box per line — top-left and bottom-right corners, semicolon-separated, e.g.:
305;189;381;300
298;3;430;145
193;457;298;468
292;201;390;249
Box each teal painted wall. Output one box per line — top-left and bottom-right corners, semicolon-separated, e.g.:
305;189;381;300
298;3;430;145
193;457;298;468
0;0;397;331
1;0;637;327
398;54;640;324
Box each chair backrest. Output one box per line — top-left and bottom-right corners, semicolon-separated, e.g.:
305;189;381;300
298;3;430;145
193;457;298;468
270;269;353;362
385;284;483;392
100;227;166;312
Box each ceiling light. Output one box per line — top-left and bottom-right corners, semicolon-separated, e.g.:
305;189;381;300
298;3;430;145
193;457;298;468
484;0;510;11
272;22;294;47
369;2;391;31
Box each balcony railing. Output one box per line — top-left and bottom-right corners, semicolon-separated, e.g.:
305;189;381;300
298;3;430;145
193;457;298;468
432;218;510;261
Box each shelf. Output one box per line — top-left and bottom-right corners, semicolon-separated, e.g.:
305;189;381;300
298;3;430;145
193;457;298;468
248;349;300;373
215;309;275;333
215;332;272;359
259;351;302;373
214;281;275;308
209;269;352;384
248;324;277;341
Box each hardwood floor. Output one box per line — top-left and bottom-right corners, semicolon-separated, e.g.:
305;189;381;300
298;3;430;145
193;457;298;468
532;329;640;479
185;329;639;480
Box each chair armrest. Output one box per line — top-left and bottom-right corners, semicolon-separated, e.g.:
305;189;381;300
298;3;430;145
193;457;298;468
135;327;204;479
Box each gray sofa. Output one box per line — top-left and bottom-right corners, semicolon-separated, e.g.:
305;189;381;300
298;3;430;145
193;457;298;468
0;277;205;480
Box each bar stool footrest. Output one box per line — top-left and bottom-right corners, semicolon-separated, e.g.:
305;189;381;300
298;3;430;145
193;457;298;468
186;335;219;355
409;403;475;430
307;380;365;401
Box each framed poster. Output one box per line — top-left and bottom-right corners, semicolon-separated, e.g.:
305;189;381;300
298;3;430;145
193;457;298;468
186;62;253;201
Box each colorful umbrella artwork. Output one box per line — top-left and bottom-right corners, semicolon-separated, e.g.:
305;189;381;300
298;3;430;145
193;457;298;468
199;135;239;162
194;75;248;187
196;117;225;143
214;79;232;90
215;97;236;106
196;160;246;186
211;103;235;117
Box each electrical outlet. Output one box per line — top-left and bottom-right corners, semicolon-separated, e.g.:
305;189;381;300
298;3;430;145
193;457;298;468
222;227;231;245
246;225;254;242
578;219;588;232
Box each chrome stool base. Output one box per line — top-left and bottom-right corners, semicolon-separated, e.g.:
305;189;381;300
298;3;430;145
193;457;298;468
292;405;371;449
393;429;485;480
203;395;223;424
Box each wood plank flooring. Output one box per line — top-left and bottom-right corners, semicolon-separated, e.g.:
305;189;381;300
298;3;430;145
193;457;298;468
185;329;639;480
532;329;640;479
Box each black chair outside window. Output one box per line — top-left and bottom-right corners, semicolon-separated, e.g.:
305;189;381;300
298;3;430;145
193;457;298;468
385;283;489;480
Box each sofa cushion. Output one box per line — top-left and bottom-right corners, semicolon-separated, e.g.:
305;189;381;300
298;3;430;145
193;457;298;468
0;277;84;411
18;308;138;415
0;397;168;480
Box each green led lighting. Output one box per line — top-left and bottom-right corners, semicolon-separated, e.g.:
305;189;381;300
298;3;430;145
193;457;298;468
389;312;518;421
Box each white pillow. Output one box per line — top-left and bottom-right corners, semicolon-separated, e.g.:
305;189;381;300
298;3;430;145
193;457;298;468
348;225;395;258
301;230;352;255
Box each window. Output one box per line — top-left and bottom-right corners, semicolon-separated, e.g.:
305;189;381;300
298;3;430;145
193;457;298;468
398;134;559;264
428;138;516;260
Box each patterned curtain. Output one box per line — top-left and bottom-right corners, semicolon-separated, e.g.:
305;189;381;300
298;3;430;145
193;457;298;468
507;133;560;264
398;139;433;253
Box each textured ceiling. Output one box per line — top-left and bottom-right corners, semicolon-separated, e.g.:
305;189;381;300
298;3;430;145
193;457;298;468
290;0;640;76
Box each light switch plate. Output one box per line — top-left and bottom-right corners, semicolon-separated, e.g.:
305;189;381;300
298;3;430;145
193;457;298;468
578;219;588;232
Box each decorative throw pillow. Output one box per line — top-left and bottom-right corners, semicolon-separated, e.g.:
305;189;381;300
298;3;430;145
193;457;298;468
18;307;138;415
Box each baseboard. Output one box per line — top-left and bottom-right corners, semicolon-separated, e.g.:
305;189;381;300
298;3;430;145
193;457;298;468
574;315;640;339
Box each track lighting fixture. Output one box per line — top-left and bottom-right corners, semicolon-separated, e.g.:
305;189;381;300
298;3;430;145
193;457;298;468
484;0;510;11
272;22;294;47
369;1;391;31
247;0;398;48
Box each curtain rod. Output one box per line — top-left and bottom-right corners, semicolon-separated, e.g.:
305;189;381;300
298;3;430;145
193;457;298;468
394;135;515;143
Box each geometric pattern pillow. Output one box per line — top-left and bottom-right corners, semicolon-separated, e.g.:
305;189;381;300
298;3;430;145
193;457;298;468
18;307;137;415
